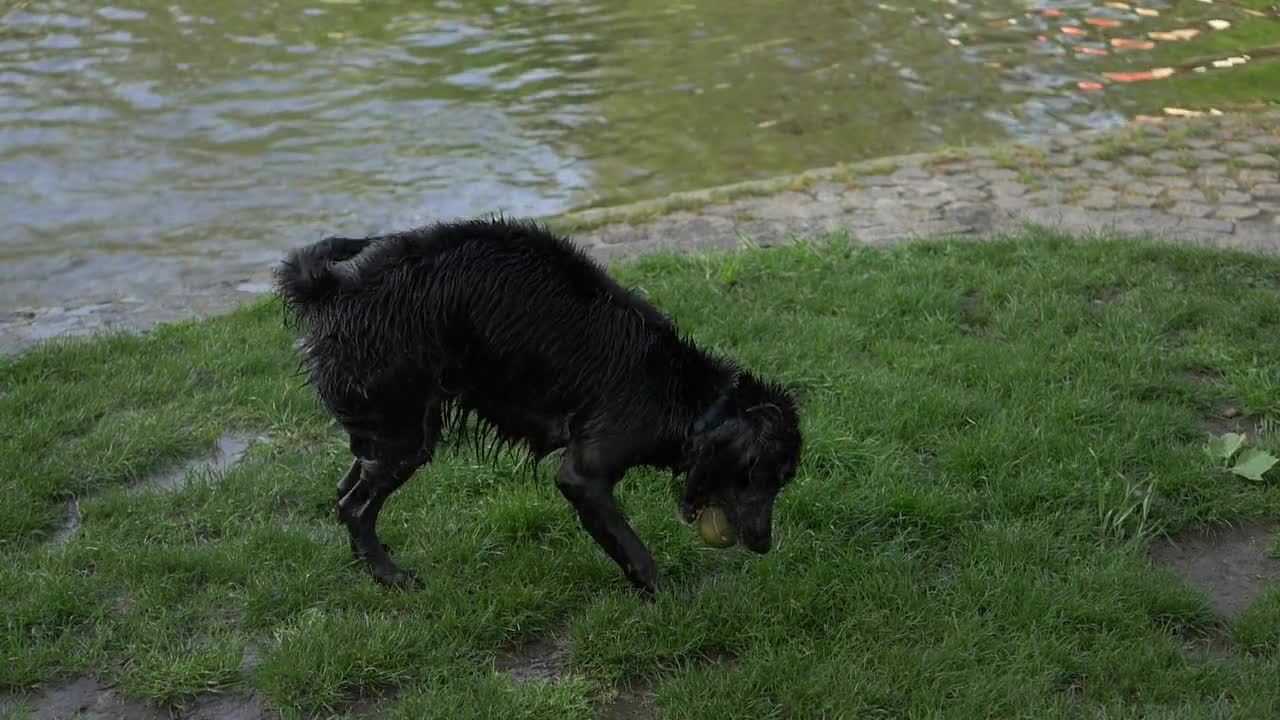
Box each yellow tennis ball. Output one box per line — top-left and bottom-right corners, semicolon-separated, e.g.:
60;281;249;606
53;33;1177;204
696;506;736;549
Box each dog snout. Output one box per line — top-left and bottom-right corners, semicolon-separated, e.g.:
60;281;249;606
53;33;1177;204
735;499;774;554
742;532;771;554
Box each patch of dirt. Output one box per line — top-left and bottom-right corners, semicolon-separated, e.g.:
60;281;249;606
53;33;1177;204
493;635;659;719
185;693;271;720
495;636;569;682
1087;285;1125;306
1151;520;1280;617
0;676;270;720
598;650;731;720
48;499;81;546
133;432;267;495
1201;405;1264;439
599;681;657;720
46;432;267;546
1184;367;1225;384
238;642;263;676
0;676;160;720
325;689;399;720
917;451;939;480
958;290;988;333
1177;627;1237;660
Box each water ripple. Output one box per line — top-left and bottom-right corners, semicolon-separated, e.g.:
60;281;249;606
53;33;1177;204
0;0;1268;303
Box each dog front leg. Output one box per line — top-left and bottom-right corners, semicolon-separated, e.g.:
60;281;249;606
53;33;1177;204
555;452;657;598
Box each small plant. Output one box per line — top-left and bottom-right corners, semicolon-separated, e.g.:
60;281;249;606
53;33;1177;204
1174;149;1200;171
922;146;971;169
1096;473;1159;545
834;159;899;184
1205;431;1278;482
717;250;746;287
1016;145;1049;169
991;147;1019;171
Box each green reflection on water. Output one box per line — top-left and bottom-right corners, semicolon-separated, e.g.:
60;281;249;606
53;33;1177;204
0;0;1275;274
580;0;1010;207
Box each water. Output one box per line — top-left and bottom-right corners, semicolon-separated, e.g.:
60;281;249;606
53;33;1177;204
0;0;1261;307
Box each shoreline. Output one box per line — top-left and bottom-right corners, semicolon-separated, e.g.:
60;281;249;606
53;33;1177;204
3;109;1278;357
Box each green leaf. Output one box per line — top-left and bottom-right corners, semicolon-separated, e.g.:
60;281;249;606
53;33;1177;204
1230;448;1278;482
1207;432;1245;462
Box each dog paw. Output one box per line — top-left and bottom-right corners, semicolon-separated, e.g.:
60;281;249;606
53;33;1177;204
625;566;657;602
636;582;657;604
374;565;425;591
349;542;395;562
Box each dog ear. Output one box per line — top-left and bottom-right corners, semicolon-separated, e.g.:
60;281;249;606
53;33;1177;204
682;415;759;507
708;416;760;467
692;393;737;435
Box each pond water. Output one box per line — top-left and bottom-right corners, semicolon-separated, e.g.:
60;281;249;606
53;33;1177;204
0;0;1272;307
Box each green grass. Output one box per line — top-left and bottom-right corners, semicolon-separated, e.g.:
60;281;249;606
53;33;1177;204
921;146;972;169
1098;1;1280;114
1088;121;1210;163
1126;60;1280;114
1174;148;1201;171
991;146;1021;171
835;159;899;181
1091;127;1155;162
3;230;1280;718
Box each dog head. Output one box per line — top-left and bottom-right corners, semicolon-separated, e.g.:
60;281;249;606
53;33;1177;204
681;374;802;553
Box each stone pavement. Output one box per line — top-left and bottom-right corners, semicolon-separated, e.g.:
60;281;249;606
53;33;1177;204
2;111;1278;356
571;110;1280;262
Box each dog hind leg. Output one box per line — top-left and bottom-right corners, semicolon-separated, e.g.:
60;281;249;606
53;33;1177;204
337;402;442;589
336;457;367;558
337;457;362;501
341;456;421;588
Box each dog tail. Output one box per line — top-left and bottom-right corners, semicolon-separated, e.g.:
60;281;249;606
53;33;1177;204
273;235;372;315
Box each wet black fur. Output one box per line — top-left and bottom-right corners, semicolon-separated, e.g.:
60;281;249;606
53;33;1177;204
273;216;802;595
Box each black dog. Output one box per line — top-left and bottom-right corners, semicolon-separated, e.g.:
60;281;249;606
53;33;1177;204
273;217;802;596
